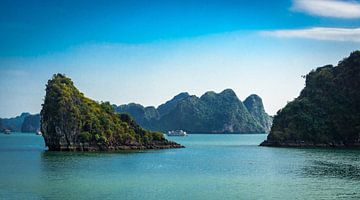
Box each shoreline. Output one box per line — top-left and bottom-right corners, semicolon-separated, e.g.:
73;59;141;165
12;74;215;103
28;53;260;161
182;132;268;135
260;140;360;148
46;140;184;152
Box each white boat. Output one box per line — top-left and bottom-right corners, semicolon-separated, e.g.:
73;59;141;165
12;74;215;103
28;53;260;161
36;131;42;135
167;130;187;136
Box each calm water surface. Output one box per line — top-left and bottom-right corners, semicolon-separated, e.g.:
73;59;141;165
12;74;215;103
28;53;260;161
0;133;359;199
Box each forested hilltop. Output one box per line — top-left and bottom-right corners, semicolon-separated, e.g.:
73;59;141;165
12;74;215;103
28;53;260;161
40;74;182;151
261;51;360;147
116;90;272;133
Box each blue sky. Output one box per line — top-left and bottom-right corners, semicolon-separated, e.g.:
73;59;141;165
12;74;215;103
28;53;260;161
1;0;360;117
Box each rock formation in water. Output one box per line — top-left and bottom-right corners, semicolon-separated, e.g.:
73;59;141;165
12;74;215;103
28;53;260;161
261;51;360;147
0;112;30;132
21;114;40;133
244;94;273;132
116;89;272;133
0;120;3;132
40;74;183;151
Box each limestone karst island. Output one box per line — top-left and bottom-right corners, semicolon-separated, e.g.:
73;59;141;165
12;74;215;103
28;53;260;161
40;74;183;151
261;51;360;148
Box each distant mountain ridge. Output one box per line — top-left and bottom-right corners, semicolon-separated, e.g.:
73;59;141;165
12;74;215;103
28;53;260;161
1;90;272;134
116;89;272;133
0;112;37;132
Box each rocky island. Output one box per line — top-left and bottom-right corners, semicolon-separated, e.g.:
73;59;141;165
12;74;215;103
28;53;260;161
21;114;40;133
261;51;360;148
116;90;272;133
40;74;183;151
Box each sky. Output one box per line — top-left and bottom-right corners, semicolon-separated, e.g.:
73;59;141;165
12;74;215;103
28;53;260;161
1;0;360;118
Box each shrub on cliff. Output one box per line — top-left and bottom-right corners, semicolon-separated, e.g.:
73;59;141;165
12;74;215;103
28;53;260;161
41;74;176;151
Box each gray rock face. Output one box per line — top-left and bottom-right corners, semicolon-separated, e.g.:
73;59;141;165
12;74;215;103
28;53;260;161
21;114;40;133
244;94;273;132
41;101;82;150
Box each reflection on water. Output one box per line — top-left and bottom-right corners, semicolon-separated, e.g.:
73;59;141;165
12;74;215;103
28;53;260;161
297;148;360;181
304;160;360;180
40;150;159;176
1;133;360;199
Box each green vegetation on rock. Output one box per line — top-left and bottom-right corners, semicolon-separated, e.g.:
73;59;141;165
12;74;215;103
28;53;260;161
40;74;182;151
261;51;360;147
115;103;159;129
157;92;190;117
117;89;272;133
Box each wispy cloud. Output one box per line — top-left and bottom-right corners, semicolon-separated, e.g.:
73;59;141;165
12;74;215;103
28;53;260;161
261;27;360;42
292;0;360;18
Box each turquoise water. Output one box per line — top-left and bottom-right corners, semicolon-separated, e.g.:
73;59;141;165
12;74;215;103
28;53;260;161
1;133;360;199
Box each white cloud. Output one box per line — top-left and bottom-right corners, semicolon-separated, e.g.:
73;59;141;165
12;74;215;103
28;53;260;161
262;27;360;42
292;0;360;18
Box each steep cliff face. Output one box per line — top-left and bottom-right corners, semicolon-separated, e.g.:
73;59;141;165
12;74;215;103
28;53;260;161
40;74;183;151
261;51;360;147
244;94;272;132
0;120;3;131
21;114;40;133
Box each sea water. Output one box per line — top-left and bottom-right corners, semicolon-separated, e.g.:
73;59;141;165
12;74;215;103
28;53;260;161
0;133;359;199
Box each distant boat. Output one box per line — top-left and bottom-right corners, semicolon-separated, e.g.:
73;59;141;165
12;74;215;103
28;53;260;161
3;129;11;135
36;131;42;135
167;130;187;136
